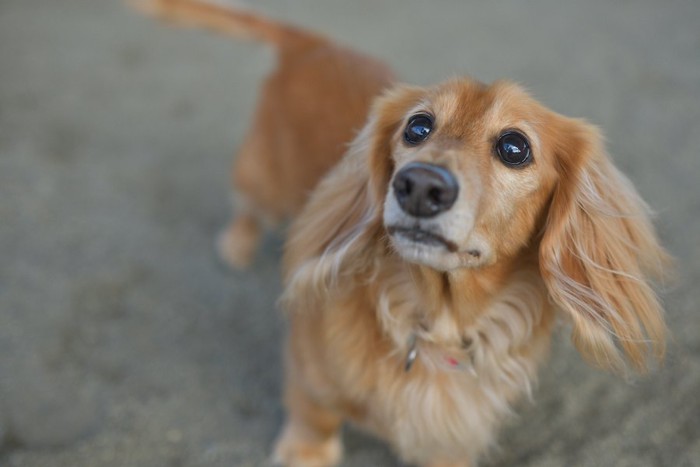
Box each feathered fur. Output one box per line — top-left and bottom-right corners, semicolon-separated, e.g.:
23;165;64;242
132;3;669;465
277;81;668;467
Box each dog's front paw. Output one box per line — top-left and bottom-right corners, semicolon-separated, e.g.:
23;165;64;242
272;424;342;467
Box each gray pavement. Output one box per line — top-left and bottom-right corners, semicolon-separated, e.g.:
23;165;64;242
1;0;699;466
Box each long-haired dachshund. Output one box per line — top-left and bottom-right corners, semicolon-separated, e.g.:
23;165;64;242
135;2;669;466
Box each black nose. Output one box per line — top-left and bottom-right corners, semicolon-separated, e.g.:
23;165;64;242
392;162;459;218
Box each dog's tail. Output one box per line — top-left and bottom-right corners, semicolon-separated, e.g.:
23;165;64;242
130;0;322;47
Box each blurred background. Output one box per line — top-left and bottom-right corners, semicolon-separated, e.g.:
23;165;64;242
1;0;699;466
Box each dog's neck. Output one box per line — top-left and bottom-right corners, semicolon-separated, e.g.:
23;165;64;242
415;261;519;322
371;250;549;374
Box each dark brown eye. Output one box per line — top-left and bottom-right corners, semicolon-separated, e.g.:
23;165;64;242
404;114;434;145
496;131;531;167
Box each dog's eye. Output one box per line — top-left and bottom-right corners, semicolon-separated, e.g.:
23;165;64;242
496;131;531;167
404;114;434;145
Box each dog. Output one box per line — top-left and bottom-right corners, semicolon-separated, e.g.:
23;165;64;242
277;79;670;467
132;0;394;268
134;2;669;466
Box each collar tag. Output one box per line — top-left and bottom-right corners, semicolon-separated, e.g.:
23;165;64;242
404;334;418;372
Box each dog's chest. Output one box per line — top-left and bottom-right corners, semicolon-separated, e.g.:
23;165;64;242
371;366;505;463
354;272;551;462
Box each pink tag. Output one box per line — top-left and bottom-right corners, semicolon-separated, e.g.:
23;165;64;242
446;357;459;367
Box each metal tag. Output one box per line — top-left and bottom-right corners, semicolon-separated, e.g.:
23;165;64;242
404;334;418;372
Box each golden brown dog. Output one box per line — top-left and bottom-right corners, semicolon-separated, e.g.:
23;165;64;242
135;2;669;466
278;80;669;466
133;0;394;268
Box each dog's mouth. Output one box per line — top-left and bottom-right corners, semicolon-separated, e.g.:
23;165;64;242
387;226;458;253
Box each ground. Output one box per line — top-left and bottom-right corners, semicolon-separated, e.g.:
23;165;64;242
0;0;699;466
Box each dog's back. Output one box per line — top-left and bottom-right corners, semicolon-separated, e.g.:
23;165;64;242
133;0;395;267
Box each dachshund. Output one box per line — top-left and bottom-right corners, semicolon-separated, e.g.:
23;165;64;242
134;2;669;466
277;80;669;466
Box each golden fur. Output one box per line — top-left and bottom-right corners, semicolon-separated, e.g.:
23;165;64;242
134;2;669;466
131;0;394;267
278;80;668;466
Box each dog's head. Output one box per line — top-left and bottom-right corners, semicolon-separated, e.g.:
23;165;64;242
374;80;560;271
287;77;668;372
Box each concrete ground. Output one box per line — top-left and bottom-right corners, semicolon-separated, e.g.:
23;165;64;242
1;0;699;466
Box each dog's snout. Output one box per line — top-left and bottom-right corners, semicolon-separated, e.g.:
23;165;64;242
392;162;459;218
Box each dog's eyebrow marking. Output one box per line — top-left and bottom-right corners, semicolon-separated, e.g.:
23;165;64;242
405;96;462;134
407;102;433;120
482;94;505;130
435;95;460;122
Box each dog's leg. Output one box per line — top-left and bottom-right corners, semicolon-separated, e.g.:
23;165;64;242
217;208;262;269
217;186;269;269
221;120;282;269
273;377;343;467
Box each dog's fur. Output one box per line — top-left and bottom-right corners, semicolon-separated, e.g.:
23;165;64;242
132;0;394;267
135;2;669;466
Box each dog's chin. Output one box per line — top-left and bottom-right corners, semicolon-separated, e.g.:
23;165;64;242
387;227;487;271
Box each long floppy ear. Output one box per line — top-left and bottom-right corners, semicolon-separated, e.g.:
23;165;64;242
539;119;670;373
282;85;425;299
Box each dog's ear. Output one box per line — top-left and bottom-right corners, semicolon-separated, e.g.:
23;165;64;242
282;85;424;297
539;118;670;372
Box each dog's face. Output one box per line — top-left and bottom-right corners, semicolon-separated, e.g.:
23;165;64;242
379;79;560;271
289;76;665;372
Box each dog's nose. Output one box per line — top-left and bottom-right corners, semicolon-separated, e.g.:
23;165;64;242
392;162;459;218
